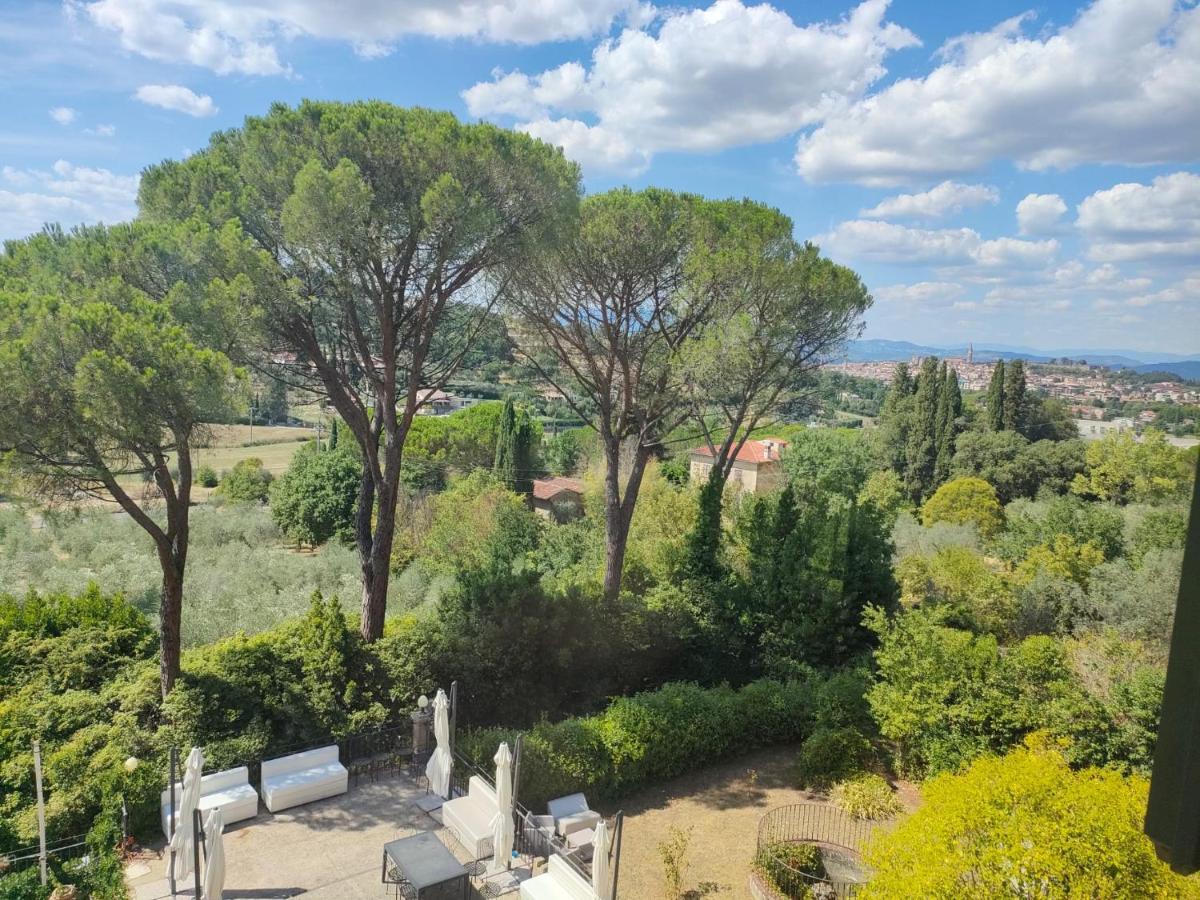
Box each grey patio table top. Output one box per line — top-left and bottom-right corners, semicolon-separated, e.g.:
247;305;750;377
382;832;469;897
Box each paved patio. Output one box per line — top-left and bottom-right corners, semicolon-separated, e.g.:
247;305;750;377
126;771;527;900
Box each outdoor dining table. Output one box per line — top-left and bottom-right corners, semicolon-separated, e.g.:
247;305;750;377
382;832;470;899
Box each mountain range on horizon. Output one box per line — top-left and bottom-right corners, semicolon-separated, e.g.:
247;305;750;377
845;340;1200;378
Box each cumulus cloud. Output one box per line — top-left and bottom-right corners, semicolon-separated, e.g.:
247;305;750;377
874;281;964;303
82;0;648;75
795;0;1200;184
1077;172;1200;262
463;0;918;173
860;181;997;219
814;219;1058;268
1016;193;1067;235
49;106;77;125
134;84;217;117
0;160;139;241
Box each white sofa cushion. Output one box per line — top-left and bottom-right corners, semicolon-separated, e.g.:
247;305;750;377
548;794;601;838
160;767;259;838
519;855;594;900
261;746;348;813
443;775;500;859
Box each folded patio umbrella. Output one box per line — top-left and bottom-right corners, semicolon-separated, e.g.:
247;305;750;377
425;688;453;799
202;807;226;900
592;817;610;900
488;742;515;874
170;746;205;883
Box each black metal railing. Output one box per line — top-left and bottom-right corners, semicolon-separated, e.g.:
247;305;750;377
0;833;90;875
754;804;875;899
454;741;623;899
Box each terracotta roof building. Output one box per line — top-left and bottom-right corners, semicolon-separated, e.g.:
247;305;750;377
688;438;788;493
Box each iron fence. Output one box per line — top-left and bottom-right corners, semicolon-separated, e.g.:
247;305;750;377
754;804;876;899
0;833;90;875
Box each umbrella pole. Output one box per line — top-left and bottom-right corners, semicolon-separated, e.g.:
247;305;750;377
168;746;178;896
193;808;202;899
610;811;624;900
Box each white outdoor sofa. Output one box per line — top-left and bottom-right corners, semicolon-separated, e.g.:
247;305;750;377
442;774;498;860
547;793;601;839
160;766;259;838
520;854;594;900
261;745;348;813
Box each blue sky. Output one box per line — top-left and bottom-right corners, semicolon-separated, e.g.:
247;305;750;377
2;0;1198;356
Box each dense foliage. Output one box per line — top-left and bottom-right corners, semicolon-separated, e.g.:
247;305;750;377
863;743;1197;898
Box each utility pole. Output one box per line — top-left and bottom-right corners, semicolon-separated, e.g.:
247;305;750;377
33;740;47;886
249;405;257;444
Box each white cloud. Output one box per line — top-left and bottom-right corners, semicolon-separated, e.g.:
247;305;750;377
814;219;1058;268
464;0;918;173
134;84;218;117
861;181;997;219
874;281;964;303
796;0;1200;184
1077;172;1200;262
84;124;117;137
1016;193;1067;236
0;160;139;241
83;0;648;75
49;106;77;125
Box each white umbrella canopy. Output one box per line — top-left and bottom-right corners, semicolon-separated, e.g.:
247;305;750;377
202;807;226;900
487;742;515;875
425;689;453;799
591;817;610;900
170;746;205;883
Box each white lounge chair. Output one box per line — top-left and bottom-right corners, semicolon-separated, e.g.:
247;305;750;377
442;774;498;860
160;766;259;838
547;793;601;839
519;854;594;900
261;745;348;813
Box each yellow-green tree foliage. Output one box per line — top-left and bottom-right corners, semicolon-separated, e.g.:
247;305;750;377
1015;534;1105;588
863;742;1198;899
1071;429;1192;504
920;476;1004;537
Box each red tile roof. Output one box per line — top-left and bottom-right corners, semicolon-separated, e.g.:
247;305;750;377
689;438;788;464
532;476;585;502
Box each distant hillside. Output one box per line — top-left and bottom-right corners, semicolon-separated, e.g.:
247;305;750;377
1133;361;1200;381
847;340;1190;370
845;340;1053;363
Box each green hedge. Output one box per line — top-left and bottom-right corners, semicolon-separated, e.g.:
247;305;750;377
461;677;832;808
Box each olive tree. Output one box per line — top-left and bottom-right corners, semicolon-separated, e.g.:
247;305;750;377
0;221;252;695
139;101;580;639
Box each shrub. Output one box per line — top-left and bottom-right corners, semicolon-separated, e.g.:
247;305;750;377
754;841;826;899
830;773;902;820
195;464;219;488
920;477;1003;537
462;676;825;809
216;457;273;503
795;727;871;788
270;444;362;547
658;825;692;900
861;744;1193;899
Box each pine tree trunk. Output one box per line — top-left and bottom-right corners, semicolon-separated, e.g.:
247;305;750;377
158;557;184;698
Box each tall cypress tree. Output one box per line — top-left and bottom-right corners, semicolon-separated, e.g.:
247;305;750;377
512;406;537;496
329;418;339;451
1003;358;1027;433
904;357;943;501
879;362;916;473
494;397;517;488
934;365;961;485
986;359;1006;431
